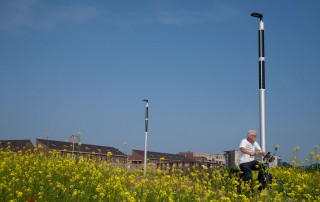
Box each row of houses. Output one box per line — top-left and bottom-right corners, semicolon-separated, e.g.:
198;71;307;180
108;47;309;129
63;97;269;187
0;139;281;169
0;139;127;162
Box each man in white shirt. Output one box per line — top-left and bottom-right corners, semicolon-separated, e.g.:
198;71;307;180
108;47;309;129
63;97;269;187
239;130;267;189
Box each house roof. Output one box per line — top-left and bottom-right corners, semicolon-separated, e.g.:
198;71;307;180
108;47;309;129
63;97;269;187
0;139;34;152
36;139;126;156
133;149;190;162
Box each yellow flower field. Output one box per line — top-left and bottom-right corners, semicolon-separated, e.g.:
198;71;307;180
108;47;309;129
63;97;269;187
0;148;319;202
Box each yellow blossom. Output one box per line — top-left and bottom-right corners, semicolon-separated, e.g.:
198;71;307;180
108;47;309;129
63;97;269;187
1;147;320;201
17;191;23;197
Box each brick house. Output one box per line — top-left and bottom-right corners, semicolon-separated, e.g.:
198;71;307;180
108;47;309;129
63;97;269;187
0;139;34;154
224;149;239;168
36;139;127;164
130;149;203;170
179;151;226;168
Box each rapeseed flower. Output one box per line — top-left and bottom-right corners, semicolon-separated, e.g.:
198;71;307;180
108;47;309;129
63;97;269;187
1;147;320;201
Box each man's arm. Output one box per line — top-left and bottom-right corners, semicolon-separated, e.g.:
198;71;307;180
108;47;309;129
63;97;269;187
240;147;255;156
254;142;266;156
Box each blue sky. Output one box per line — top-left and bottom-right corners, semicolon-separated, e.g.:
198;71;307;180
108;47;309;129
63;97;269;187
1;0;319;162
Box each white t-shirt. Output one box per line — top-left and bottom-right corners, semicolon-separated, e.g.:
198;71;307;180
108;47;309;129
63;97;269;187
238;138;262;165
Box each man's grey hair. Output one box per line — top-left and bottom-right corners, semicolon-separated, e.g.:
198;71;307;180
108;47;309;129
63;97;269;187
247;130;257;137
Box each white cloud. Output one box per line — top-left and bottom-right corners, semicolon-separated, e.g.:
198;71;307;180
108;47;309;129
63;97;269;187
50;6;100;23
155;6;238;26
207;5;238;21
0;1;238;33
0;0;100;33
156;10;200;25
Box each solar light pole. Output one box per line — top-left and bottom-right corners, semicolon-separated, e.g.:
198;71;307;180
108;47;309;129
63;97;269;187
142;99;149;176
251;12;266;152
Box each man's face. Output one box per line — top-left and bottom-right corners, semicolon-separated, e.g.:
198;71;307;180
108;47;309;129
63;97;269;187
247;133;257;143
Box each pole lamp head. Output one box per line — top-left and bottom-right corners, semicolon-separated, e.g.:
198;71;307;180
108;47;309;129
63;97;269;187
251;12;263;20
142;99;148;103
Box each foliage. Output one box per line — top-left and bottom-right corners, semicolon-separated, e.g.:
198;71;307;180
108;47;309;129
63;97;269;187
1;148;320;202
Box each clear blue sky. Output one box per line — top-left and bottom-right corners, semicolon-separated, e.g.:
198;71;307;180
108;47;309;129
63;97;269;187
1;0;319;162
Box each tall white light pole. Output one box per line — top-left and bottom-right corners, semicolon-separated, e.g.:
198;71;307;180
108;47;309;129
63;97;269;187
251;12;266;152
142;99;149;177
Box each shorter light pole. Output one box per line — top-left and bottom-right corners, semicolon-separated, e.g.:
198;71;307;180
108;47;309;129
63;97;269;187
142;99;149;177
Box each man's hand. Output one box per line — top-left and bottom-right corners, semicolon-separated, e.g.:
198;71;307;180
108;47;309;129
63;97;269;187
256;150;267;156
